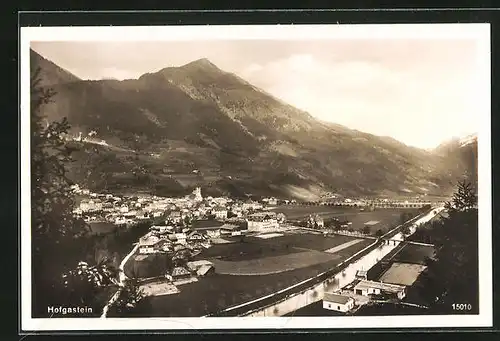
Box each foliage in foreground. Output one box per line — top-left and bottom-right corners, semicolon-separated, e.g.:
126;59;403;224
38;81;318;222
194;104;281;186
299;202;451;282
31;67;137;317
409;180;478;313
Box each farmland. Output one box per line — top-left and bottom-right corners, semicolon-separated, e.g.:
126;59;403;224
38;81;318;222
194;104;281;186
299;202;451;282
134;232;372;317
210;251;341;275
378;262;428;286
195;233;359;262
272;205;420;235
392;244;436;265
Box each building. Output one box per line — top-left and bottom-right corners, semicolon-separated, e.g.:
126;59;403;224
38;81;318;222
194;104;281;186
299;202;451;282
354;280;406;300
246;216;279;232
276;213;287;223
213;207;228;220
186;260;213;272
262;197;278;205
308;214;324;228
166;267;192;282
196;264;215;276
186;260;215;277
186;231;205;243
242;201;263;211
174;233;187;244
192;187;203;202
192;220;224;238
355;270;368;280
168;211;182;224
205;229;221;239
138;238;160;255
323;292;355;313
154;239;173;253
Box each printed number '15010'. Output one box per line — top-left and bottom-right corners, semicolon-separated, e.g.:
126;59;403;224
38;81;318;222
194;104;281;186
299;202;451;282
452;303;472;311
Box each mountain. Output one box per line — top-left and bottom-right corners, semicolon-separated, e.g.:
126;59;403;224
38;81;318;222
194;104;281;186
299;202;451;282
30;49;81;87
433;133;478;190
32;50;476;200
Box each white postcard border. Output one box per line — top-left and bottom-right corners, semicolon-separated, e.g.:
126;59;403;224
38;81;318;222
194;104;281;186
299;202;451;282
20;23;492;331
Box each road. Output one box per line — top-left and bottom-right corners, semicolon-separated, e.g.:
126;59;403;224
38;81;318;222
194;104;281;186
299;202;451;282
100;243;140;318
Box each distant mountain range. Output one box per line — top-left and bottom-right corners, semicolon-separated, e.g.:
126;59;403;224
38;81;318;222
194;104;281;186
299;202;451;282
30;49;478;200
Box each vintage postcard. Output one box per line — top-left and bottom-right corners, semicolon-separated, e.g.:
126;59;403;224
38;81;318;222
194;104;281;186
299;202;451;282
20;23;492;331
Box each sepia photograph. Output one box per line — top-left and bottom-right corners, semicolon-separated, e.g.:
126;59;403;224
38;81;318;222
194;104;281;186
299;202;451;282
20;23;492;331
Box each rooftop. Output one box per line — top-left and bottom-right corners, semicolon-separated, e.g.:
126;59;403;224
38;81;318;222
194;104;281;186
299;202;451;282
170;267;191;277
323;292;353;305
355;280;406;293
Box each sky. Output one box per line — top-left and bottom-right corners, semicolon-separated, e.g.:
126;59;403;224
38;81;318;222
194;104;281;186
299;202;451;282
31;37;482;149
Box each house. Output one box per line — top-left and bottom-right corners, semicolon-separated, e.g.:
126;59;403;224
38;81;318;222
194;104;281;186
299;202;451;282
308;214;324;229
354;280;406;300
197;264;215;277
174;233;187;244
154;239;173;253
242;201;262;211
138;239;160;254
173;243;188;252
192;220;225;238
168;211;182;224
276;213;287;223
246;213;279;232
323;292;355;313
186;260;213;272
166;267;192;281
355;270;368;280
213;207;228;220
205;229;221;239
150;225;170;234
136;211;150;220
186;231;205;243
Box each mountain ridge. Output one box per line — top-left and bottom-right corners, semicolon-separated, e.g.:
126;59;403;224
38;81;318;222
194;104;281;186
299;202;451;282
30;49;476;200
30;49;81;86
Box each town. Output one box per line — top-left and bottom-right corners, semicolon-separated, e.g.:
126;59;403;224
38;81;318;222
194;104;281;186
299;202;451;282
69;184;442;317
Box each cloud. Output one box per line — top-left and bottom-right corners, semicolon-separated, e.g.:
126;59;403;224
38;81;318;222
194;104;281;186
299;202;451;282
84;67;142;81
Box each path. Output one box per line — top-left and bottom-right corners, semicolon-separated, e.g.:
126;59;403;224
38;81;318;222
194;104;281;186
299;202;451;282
100;243;140;318
323;239;363;254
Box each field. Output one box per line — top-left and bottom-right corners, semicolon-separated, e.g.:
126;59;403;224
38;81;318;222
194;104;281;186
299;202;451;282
210;251;341;275
272;205;420;235
393;244;436;265
134;232;372;317
378;262;428;286
270;205;357;219
195;233;357;262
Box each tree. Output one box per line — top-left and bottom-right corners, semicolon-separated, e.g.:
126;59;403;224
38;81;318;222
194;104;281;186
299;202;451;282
375;229;384;237
30;67;117;316
183;215;192;227
61;261;115;307
172;249;192;267
445;180;477;214
362;225;371;235
109;279;146;316
410;181;478;313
